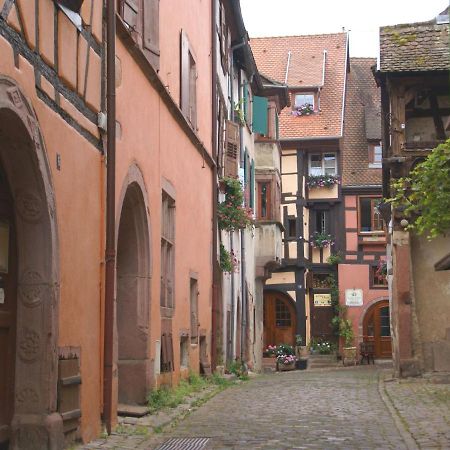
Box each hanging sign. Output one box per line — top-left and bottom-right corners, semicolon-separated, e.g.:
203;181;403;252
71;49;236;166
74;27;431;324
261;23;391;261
314;293;331;307
345;289;363;306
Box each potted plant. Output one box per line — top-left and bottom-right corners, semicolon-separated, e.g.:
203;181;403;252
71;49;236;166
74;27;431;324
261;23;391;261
295;334;309;358
339;318;357;366
306;174;340;189
274;343;296;371
310;232;334;249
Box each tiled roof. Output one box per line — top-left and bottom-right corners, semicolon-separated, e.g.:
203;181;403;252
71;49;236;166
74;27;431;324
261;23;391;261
342;58;382;187
251;33;348;139
379;19;450;73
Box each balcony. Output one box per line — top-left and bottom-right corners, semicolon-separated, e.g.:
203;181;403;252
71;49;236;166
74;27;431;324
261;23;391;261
255;221;283;279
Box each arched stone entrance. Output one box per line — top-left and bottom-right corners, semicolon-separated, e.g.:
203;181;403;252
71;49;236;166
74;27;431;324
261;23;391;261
0;77;62;448
263;291;296;348
116;167;151;406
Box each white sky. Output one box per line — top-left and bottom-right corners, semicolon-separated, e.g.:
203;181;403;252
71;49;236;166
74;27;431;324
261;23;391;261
240;0;449;57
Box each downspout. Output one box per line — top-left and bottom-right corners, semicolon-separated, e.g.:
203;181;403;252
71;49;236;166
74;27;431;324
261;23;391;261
211;0;218;370
237;68;246;363
103;0;116;434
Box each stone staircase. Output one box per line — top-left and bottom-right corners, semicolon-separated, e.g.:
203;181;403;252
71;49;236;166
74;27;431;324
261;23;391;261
307;353;339;370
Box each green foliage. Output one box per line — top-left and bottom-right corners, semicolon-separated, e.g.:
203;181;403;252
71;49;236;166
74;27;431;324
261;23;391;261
219;244;237;273
147;372;209;413
273;343;295;357
388;139;450;239
295;334;303;346
310;232;334;248
218;177;254;231
227;358;248;379
327;252;343;266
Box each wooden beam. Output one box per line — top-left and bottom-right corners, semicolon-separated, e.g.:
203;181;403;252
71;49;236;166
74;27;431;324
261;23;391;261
429;93;446;140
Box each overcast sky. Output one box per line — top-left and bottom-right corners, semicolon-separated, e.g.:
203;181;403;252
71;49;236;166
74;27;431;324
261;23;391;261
240;0;449;57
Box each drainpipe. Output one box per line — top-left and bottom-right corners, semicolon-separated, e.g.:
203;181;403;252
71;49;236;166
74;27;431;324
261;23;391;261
211;0;218;370
103;0;116;435
237;68;246;363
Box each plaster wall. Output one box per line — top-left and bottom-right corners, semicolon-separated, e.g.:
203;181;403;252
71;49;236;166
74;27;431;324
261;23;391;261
338;264;388;344
411;234;450;372
116;32;213;390
0;29;103;446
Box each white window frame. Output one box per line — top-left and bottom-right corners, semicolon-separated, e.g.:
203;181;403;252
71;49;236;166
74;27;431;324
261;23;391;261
308;153;337;176
294;93;315;110
369;143;382;168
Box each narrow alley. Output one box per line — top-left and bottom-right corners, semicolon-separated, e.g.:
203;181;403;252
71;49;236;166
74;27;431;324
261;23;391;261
79;365;450;450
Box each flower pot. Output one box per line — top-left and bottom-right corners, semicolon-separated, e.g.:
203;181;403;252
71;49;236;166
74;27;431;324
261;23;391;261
342;346;357;366
295;359;308;370
295;346;309;359
277;361;296;371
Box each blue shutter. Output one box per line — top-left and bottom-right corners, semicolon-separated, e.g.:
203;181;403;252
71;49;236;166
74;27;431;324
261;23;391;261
252;96;268;135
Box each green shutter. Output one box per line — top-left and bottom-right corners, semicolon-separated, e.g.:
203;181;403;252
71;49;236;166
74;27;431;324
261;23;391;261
243;83;248;122
275;112;279;139
252;96;268;135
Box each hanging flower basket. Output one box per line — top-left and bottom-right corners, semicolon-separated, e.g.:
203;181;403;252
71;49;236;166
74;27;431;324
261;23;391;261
219;244;239;273
291;103;314;117
375;260;388;284
218;177;254;231
306;174;340;188
310;232;334;249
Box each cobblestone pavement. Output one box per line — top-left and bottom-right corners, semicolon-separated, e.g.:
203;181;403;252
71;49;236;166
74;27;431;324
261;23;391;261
79;366;450;450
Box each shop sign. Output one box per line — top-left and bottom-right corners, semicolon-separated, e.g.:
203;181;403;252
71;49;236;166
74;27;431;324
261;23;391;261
345;289;363;306
314;293;331;307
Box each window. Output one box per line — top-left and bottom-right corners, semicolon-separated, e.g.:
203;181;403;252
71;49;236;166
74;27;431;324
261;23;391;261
359;197;383;233
294;93;314;110
315;210;329;234
275;299;291;327
257;182;271;220
161;192;175;309
309;153;337;176
58;0;83;13
180;336;189;368
160;333;174;373
369;142;382;167
287;218;296;238
219;2;230;73
180;31;197;129
190;278;199;343
371;265;388;287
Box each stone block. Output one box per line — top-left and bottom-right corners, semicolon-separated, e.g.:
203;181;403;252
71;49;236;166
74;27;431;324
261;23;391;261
432;340;450;372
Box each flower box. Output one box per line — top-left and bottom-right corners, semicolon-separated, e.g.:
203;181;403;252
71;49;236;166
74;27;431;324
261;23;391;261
306;174;340;189
277;361;296;371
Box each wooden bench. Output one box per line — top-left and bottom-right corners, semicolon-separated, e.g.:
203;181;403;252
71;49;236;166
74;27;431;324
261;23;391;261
360;342;375;365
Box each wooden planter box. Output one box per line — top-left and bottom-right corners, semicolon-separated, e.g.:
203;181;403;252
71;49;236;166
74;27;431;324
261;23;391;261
342;346;357;366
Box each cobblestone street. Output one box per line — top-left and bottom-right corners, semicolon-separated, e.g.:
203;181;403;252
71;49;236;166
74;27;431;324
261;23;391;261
79;366;450;450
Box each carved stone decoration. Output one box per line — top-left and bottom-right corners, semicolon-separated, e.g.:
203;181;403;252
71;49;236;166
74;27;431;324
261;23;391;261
18;328;41;362
19;270;46;308
6;86;24;109
26;114;41;147
16;386;40;405
16;189;44;223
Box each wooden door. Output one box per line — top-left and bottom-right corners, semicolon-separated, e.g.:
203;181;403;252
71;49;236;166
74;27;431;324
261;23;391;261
0;170;16;446
263;292;296;348
363;300;392;358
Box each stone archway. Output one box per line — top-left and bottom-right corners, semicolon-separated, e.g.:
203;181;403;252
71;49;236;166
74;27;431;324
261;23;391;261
116;166;151;406
0;77;62;448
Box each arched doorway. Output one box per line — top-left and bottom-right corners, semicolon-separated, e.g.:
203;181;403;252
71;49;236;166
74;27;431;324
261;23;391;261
363;300;392;358
0;77;62;448
263;291;296;349
117;180;151;406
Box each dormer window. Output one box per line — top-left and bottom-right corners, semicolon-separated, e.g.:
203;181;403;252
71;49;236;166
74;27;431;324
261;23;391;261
292;93;315;116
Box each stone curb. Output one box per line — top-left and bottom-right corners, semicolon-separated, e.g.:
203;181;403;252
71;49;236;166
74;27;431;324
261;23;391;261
377;371;419;450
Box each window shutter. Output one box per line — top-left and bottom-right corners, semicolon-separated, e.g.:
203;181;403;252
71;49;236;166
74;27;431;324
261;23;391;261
250;160;255;209
180;30;190;116
252;96;269;135
243;83;248;122
120;0;139;29
224;120;239;178
275;112;279;140
219;2;227;72
143;0;160;66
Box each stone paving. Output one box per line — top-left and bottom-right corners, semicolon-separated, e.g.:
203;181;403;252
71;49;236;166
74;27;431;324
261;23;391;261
77;366;450;450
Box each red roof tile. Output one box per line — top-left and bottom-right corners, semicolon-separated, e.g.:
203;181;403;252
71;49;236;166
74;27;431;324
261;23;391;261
251;33;348;139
